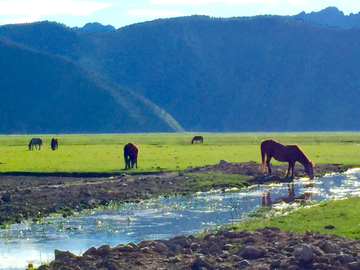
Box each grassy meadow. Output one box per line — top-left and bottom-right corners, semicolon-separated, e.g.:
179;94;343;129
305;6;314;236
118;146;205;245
0;132;359;173
232;197;360;239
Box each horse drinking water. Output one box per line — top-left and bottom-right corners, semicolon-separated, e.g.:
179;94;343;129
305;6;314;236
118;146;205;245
191;136;203;144
28;138;42;150
260;139;314;179
124;143;138;169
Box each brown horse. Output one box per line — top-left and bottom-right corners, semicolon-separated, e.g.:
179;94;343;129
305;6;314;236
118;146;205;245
260;139;314;179
191;136;203;144
124;143;138;169
51;138;58;150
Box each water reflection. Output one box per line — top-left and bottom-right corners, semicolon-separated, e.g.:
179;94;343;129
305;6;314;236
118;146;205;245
1;168;360;269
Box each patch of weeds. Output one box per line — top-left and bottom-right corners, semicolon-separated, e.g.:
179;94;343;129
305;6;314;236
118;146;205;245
60;206;75;218
107;189;120;194
186;173;251;189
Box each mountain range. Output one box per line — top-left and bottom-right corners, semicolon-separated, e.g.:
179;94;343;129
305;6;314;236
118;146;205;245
0;7;359;133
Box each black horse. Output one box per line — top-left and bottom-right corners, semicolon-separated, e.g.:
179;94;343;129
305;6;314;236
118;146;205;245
51;138;58;150
191;136;203;144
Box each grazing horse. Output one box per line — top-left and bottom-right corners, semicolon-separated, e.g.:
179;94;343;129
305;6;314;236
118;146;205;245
51;138;58;150
124;143;138;169
260;139;314;179
191;136;203;144
28;138;42;150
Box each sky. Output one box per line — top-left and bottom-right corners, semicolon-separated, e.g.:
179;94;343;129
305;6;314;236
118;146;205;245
1;0;360;29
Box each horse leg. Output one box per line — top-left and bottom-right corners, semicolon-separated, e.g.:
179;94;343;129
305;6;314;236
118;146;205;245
286;162;295;178
266;156;272;174
125;156;129;169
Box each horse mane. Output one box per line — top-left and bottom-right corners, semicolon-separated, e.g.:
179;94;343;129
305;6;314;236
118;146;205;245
291;144;314;166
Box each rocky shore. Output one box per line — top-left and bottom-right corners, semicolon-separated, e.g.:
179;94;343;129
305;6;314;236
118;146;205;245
38;227;360;270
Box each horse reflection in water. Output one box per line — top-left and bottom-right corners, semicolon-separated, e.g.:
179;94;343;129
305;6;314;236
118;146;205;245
260;139;315;180
28;138;42;150
262;183;313;206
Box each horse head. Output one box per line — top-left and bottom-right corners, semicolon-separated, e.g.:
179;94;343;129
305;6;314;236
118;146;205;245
305;162;315;180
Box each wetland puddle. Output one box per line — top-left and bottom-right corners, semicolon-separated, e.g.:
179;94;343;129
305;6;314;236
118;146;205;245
1;168;360;269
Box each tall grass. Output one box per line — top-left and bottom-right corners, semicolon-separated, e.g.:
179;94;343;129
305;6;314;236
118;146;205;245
0;132;359;173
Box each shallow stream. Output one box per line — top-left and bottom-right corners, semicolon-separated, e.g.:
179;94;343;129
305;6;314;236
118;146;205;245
1;168;360;269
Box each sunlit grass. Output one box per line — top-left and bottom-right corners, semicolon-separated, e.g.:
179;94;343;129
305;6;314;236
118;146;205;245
231;197;360;239
0;132;359;173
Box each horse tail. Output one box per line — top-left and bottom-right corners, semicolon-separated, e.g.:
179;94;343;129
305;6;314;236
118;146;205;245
260;142;266;173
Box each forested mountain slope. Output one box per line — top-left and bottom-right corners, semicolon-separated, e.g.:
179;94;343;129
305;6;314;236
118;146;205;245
1;15;360;132
0;37;183;133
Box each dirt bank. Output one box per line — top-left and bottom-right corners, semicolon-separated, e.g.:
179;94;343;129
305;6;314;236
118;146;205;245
0;162;352;226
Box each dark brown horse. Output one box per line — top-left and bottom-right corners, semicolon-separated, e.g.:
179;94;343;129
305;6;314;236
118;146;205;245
260;139;314;179
191;136;203;144
124;143;138;169
51;138;58;150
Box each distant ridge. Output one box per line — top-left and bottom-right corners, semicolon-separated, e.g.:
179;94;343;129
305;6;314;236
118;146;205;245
293;6;360;28
73;22;116;32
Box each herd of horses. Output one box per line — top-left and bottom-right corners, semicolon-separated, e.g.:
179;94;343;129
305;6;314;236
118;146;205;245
28;138;58;150
28;136;315;180
122;137;315;180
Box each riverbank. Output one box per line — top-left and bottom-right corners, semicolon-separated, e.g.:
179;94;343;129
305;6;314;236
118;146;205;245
0;161;354;270
0;162;351;227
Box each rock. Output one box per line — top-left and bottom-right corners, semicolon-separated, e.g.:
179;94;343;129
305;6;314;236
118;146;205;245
223;244;233;250
318;240;340;254
336;253;354;263
83;246;97;256
97;244;111;256
82;189;91;196
189;243;200;251
208;243;221;253
140;247;150;253
178;171;184;176
116;244;134;252
239;245;266;260
324;224;335;229
349;261;360;269
171;235;191;248
238;259;250;267
191;257;211;269
1;191;11;202
154;243;168;253
54;249;78;262
219;160;227;165
294;244;313;263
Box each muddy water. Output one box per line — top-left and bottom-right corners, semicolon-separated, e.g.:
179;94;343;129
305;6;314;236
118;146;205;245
1;168;360;269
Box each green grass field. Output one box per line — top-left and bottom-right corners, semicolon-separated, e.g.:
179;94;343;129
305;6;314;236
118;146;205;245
0;132;359;173
231;197;360;239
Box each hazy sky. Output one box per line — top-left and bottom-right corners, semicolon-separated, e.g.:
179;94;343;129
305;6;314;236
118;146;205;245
1;0;360;29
